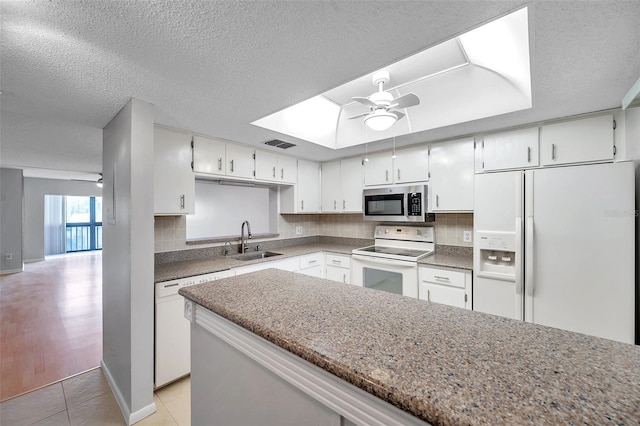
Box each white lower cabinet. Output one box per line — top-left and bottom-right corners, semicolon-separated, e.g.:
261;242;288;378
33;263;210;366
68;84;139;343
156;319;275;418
324;253;351;284
233;256;300;275
418;265;472;309
298;252;324;278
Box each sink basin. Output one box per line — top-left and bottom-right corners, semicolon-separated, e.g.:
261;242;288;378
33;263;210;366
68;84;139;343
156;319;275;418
233;251;282;261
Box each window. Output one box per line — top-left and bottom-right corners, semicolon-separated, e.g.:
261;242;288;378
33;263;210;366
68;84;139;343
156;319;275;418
66;196;102;252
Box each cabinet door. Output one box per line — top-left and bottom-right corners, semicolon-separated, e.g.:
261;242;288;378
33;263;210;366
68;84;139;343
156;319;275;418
430;138;474;212
299;264;323;278
419;283;468;309
540;114;614;166
277;155;297;184
325;266;349;283
154;127;195;214
255;150;278;181
193;135;226;175
321;160;342;212
226;144;255;179
481;127;539;171
297;160;320;212
340;157;364;212
394;144;429;183
363;151;393;186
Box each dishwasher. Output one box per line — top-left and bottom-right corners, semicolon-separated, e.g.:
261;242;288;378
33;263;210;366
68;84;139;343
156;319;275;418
154;270;235;388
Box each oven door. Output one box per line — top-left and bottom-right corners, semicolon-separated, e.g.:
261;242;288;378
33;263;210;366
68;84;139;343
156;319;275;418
351;254;418;298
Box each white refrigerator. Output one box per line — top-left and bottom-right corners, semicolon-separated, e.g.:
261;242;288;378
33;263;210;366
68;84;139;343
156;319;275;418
473;161;635;344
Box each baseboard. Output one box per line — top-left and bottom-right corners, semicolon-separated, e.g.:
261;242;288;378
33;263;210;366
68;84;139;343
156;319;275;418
0;267;24;275
101;360;157;425
24;258;45;264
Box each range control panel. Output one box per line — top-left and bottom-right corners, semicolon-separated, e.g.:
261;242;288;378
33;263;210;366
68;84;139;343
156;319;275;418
374;225;434;243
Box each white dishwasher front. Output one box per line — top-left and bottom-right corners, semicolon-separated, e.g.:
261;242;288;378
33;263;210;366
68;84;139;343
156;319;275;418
154;270;235;388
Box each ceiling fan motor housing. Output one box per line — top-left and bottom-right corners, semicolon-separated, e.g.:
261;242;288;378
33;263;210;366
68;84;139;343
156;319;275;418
369;90;393;107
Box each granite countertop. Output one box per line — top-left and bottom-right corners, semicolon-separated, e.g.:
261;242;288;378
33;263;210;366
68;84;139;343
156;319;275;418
419;253;473;270
155;242;359;283
180;269;640;425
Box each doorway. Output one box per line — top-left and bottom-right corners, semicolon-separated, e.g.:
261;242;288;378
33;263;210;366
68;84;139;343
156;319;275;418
45;195;103;255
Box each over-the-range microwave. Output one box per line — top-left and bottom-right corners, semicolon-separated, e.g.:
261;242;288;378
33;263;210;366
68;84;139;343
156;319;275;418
363;185;433;222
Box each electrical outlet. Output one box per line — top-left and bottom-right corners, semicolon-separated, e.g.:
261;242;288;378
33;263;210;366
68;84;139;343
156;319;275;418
296;226;303;235
5;253;12;260
463;231;472;243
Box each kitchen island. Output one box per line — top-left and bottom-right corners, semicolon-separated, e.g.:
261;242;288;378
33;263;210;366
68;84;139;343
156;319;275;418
179;269;640;425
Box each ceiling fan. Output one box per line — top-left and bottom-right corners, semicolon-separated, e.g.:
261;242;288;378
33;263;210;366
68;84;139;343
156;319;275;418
348;71;420;131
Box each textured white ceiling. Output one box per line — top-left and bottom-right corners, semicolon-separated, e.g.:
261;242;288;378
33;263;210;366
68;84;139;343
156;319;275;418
1;1;639;176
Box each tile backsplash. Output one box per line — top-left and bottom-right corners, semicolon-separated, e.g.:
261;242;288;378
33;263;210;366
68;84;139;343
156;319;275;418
155;212;473;252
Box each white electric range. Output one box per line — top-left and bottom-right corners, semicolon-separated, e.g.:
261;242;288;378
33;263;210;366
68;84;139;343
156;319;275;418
352;225;434;298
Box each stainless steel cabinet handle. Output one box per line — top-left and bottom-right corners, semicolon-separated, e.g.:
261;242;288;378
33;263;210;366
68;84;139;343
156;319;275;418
230;159;234;172
398;169;401;181
308;259;317;264
385;170;389;181
180;194;185;210
343;273;346;283
436;194;439;208
301;200;304;211
527;147;531;163
434;275;450;281
551;144;556;160
281;168;284;179
218;158;222;171
343;200;346;209
334;200;337;210
272;166;276;178
427;289;430;301
332;260;341;264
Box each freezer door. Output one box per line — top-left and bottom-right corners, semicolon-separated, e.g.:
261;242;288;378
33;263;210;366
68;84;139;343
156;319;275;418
473;171;524;320
524;162;635;344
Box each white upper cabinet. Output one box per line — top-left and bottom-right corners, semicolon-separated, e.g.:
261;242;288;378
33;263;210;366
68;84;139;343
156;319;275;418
429;138;474;212
225;143;255;179
321;157;363;213
281;159;320;213
363;151;394;186
254;149;278;181
193;135;226;176
321;160;342;212
341;156;364;212
479;127;539;171
277;155;297;184
540;114;614;166
154;126;195;215
394;144;430;183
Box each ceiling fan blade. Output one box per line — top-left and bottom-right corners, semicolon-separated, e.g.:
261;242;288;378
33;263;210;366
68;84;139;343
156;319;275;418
352;97;378;108
391;93;420;109
392;111;406;120
348;112;371;120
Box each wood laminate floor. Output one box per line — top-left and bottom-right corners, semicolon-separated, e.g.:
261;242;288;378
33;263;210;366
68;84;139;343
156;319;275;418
0;252;102;402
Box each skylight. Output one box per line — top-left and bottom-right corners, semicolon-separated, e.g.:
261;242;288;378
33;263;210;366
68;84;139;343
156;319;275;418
252;7;531;149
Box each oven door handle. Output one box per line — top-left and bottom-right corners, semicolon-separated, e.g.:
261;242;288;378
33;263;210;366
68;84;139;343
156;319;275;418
352;254;416;268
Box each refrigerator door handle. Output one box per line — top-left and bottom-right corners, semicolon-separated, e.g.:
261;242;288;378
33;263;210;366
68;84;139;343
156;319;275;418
515;217;524;317
525;216;534;299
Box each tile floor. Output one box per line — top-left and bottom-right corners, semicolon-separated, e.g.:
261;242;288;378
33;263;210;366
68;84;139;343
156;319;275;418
0;368;191;426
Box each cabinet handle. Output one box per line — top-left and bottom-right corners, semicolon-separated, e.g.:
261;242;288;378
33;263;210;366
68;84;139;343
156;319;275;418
273;166;276;178
436;194;439;208
551;144;556;160
230;159;234;173
343;273;346;283
427;289;430;301
434;275;450;281
332;260;341;264
385;170;389;182
308;259;317;264
180;194;185;210
218;158;222;171
398;169;401;181
527;147;531;163
343;200;346;209
301;200;304;211
281;168;284;179
334;200;337;210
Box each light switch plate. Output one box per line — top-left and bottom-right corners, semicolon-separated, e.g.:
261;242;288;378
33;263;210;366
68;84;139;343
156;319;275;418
463;231;472;243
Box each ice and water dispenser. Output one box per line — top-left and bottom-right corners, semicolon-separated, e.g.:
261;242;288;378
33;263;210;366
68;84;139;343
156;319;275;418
476;232;517;280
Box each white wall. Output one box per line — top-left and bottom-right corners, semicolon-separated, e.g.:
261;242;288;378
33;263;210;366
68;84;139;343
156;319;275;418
23;178;102;262
0;168;24;273
102;98;155;424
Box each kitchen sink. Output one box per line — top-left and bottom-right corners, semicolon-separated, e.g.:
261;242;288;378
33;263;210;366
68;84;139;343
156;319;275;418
233;251;282;261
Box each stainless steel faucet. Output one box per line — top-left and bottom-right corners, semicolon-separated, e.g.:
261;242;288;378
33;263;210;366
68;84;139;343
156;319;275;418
240;220;252;253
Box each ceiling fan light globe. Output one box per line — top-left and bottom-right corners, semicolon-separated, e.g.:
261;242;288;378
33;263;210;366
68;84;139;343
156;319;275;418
364;110;397;131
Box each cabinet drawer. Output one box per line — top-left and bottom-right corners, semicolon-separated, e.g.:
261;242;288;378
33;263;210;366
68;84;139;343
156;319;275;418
419;267;465;288
299;253;323;269
325;254;351;269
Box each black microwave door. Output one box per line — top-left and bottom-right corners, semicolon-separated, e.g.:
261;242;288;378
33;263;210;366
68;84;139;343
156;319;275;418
364;194;404;216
